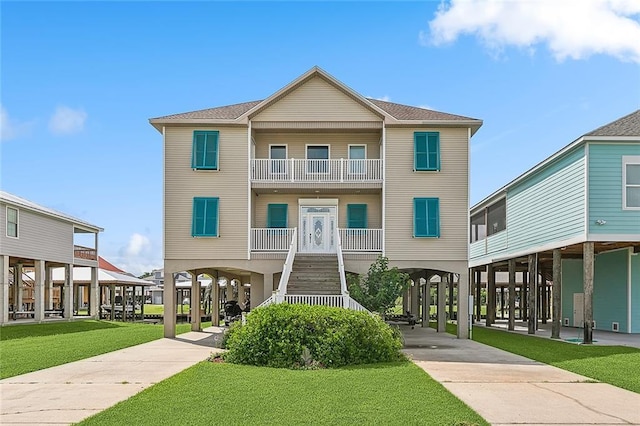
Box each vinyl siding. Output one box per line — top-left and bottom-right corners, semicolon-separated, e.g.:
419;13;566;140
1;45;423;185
385;127;469;261
253;194;382;229
506;146;586;255
561;259;583;327
164;126;248;260
593;249;629;333
0;203;74;263
254;132;380;159
486;230;507;253
588;143;640;235
470;240;486;258
252;76;381;122
561;251;631;332
632;252;640;333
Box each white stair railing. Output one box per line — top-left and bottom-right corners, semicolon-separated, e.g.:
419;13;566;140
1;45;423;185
276;227;297;295
335;227;349;308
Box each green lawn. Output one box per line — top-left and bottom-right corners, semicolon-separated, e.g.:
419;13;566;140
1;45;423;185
143;304;194;315
433;322;640;394
0;320;208;379
79;361;487;426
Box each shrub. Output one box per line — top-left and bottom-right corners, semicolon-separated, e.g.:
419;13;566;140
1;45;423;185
222;303;404;368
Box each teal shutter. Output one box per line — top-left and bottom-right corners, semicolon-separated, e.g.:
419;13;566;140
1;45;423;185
414;198;439;237
192;197;219;236
414;132;440;171
267;204;288;228
192;131;219;169
347;204;367;228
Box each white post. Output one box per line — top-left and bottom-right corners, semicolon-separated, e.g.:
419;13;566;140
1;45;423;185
191;273;201;331
34;260;45;321
164;271;176;338
291;158;295;182
15;263;23;310
45;265;53;310
89;266;98;318
64;264;73;319
437;276;446;332
340;158;344;182
0;255;9;323
457;271;470;339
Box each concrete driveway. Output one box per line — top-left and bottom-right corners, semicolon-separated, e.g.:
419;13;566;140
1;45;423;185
401;326;640;426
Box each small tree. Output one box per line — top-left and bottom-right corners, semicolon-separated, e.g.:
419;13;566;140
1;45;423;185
348;255;410;318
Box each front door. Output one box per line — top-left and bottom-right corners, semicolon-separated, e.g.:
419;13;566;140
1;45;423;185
573;293;584;327
299;206;336;253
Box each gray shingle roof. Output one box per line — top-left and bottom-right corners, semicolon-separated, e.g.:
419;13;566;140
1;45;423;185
152;100;262;120
152;98;479;122
366;98;478;121
585;109;640;137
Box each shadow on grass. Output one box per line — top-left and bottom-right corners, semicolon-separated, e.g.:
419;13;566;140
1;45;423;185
0;320;126;341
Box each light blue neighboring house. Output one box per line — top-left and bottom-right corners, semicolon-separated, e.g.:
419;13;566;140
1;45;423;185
470;110;640;335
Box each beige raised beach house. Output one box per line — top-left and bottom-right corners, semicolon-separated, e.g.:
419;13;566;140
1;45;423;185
150;67;482;338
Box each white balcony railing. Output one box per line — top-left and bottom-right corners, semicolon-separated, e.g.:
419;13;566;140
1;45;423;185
251;228;295;251
251;159;383;183
338;229;383;252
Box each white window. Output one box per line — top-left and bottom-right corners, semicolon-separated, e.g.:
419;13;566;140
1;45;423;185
623;156;640;209
306;145;330;174
6;206;18;238
269;145;287;175
348;144;366;175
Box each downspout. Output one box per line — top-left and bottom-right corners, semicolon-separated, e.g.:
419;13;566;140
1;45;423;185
382;121;386;257
247;120;252;260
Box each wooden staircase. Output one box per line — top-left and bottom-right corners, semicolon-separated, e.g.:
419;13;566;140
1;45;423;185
286;254;341;295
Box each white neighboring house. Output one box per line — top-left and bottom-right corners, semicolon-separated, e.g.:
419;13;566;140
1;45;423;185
0;191;102;323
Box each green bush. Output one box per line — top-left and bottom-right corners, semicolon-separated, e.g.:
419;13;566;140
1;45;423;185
222;303;404;368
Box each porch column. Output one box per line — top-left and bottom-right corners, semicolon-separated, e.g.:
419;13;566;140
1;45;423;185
89;266;99;318
583;242;594;344
410;280;419;316
402;287;409;314
34;260;45;321
522;271;528;320
457;270;470;339
250;272;264;310
0;255;9;323
508;258;516;331
45;265;53;310
238;280;247;308
437;275;446;332
421;279;430;328
540;269;547;324
527;254;536;334
263;273;274;301
551;249;562;339
63;264;73;319
486;264;495;326
226;279;233;301
191;273;201;331
475;269;482;321
164;271;176;338
15;263;23;310
448;273;454;321
213;274;220;326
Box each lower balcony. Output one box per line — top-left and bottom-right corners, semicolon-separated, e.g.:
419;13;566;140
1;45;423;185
250;228;383;253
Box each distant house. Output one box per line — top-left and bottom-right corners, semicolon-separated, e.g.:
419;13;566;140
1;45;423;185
150;66;482;337
0;191;102;323
470;110;640;339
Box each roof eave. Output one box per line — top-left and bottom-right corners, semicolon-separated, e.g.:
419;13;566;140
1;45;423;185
0;197;103;232
387;119;483;134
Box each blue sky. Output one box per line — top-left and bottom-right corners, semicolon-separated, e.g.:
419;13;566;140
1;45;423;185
2;1;639;275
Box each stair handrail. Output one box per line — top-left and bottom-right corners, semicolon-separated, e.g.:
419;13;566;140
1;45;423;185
335;227;348;299
277;227;297;295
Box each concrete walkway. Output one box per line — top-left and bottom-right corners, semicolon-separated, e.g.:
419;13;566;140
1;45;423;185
2;325;639;425
0;330;223;425
402;326;640;426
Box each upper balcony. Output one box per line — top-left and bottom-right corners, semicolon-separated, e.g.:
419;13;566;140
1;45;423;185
251;159;383;192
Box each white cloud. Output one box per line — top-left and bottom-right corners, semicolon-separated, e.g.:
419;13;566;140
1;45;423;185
48;106;87;135
124;233;151;257
373;95;391;102
424;0;640;63
111;233;161;277
417;104;434;110
0;105;35;141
